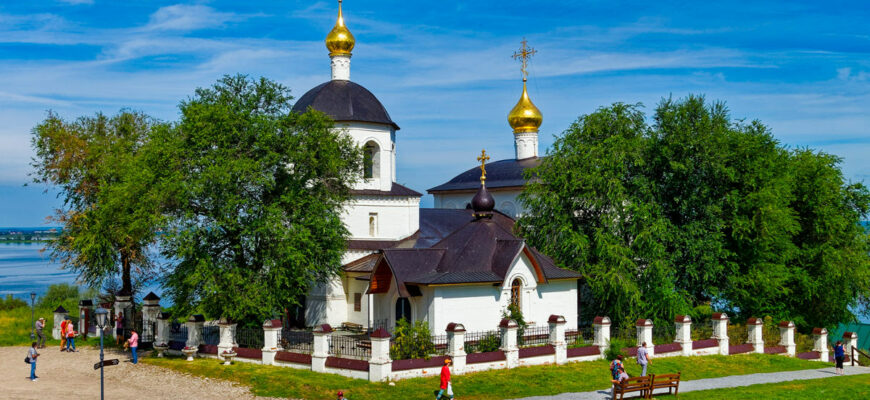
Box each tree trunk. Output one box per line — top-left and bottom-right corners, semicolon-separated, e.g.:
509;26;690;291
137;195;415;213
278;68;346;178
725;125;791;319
121;251;132;296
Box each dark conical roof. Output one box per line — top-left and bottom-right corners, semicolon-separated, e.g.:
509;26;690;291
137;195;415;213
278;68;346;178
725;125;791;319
471;184;495;216
53;305;68;313
292;80;399;130
143;292;160;301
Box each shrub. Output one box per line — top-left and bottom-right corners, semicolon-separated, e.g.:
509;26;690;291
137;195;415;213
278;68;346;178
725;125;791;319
0;294;28;310
465;332;502;354
390;319;435;360
37;283;81;309
604;338;630;361
502;303;527;345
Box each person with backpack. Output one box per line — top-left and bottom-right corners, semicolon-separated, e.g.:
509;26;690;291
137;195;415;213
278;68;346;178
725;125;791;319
834;340;846;375
609;355;624;380
26;342;39;382
65;319;78;352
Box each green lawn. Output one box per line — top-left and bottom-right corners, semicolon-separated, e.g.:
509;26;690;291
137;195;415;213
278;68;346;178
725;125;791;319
677;373;868;399
143;353;830;400
0;305;61;347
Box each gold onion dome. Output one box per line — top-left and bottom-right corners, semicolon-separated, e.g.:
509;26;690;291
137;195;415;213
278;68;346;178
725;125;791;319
508;79;543;133
325;0;355;56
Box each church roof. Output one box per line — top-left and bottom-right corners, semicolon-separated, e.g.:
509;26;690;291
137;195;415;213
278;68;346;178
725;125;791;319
350;182;421;197
292;80;400;130
427;157;543;193
350;208;580;288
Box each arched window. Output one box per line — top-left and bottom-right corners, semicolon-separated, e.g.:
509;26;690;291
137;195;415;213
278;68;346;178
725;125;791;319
363;142;380;179
510;278;522;310
369;213;378;237
395;297;411;324
499;201;518;218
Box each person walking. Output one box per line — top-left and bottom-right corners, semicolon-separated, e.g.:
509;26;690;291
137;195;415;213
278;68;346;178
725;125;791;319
435;358;454;399
65;319;77;352
637;342;651;376
127;328;139;364
834;340;846;375
27;342;39;382
336;390;347;400
34;318;46;349
59;317;68;352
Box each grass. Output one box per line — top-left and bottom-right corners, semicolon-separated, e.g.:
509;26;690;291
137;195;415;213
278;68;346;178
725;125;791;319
0;305;63;347
143;353;830;400
678;373;869;399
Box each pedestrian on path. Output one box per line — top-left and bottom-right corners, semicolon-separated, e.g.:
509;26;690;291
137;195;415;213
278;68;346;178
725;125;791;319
27;342;39;382
35;318;46;349
609;355;624;380
834;340;845;375
59;318;68;352
336;390;347;400
127;329;139;364
65;319;77;352
637;342;651;376
435;357;454;399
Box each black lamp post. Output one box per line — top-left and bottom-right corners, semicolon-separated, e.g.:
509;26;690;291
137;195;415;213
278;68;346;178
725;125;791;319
95;307;108;400
29;292;36;341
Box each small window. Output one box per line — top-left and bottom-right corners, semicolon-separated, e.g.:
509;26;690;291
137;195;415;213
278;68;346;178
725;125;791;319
354;293;362;312
511;278;522;310
369;213;378;237
363;142;379;179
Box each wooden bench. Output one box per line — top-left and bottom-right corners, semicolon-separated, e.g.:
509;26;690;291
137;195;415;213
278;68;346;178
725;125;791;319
651;372;681;397
340;322;363;333
613;375;652;399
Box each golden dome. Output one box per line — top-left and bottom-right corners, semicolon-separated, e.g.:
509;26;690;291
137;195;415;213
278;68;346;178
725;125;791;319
508;79;543;133
325;0;355;56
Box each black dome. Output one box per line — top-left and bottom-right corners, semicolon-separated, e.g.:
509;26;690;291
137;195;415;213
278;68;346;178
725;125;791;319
471;184;495;214
292;80;399;130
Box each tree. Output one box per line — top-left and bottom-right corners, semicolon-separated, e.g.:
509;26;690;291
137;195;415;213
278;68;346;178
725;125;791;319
30;111;166;295
157;75;362;323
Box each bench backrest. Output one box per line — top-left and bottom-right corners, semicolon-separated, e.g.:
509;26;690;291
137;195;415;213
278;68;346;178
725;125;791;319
618;376;651;390
653;372;681;384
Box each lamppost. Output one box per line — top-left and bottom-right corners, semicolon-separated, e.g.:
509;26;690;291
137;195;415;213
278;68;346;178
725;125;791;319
95;307;108;400
29;292;36;341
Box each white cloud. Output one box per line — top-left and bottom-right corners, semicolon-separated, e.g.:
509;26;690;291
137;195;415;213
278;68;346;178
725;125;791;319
144;4;236;32
58;0;94;5
837;67;869;82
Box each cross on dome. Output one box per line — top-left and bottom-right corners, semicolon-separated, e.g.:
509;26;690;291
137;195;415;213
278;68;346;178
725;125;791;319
477;149;490;184
512;38;537;82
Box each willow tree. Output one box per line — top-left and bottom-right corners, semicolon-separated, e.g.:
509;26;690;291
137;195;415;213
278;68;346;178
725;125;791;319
156;75;361;323
30;111;166;295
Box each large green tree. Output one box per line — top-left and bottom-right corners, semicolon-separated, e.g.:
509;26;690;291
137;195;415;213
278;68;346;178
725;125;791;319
156;75;362;322
519;96;870;329
30;111;166;295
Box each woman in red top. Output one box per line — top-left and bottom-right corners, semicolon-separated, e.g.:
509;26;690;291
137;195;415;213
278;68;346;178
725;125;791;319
435;358;453;399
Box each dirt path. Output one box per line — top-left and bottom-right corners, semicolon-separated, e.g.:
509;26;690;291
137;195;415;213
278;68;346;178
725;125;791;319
0;345;267;399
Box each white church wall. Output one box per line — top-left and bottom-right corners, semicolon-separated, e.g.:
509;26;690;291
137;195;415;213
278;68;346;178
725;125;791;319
344;274;371;327
336;122;395;192
305;275;348;327
433;189;526;218
532;280;578;328
343;196;420;240
432;285;503;333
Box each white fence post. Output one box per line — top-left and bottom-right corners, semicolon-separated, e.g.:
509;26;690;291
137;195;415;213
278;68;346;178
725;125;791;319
217;318;237;356
812;328;828;362
78;300;93;337
675;315;693;356
155;312;169;345
368;328;392;382
141;293;160;342
747;317;764;353
712;313;729;355
446;323;467;374
593;316;611;356
778;321;796;357
843;331;858;363
113;295;132;340
185;314;204;350
311;324;331;373
262;319;281;365
500;319;519;369
548;315;567;364
636;319;654;357
52;306;69;340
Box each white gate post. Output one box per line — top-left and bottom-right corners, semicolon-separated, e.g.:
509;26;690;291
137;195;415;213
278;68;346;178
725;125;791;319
113;295;132;340
368;328;392;382
778;321;796;357
446;323;467;374
636;319;654;357
500;319;519;369
141;292;160;341
548;315;568;364
593;316;611;357
747;317;764;353
185;314;205;350
843;332;859;363
155;312;169;345
812;328;828;362
311;324;332;373
217;318;237;356
52;306;69;340
675;315;693;356
712;313;729;355
262;319;281;365
77;300;93;337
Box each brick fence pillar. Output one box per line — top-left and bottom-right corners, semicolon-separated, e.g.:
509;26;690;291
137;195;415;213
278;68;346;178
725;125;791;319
812;328;828;362
593;316;611;357
675;315;693;356
368;328;392;382
636;319;654;357
548;315;567;364
778;321;796;357
185;314;205;349
262;319;281;365
155;312;170;345
843;331;859;363
52;306;69;340
141;292;160;342
446;323;467;374
500;319;519;369
113;295;132;340
712;313;729;355
217;318;236;356
747;317;764;354
311;324;332;373
78;300;93;338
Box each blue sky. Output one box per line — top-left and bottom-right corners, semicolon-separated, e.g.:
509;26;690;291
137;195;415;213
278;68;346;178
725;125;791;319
0;0;868;226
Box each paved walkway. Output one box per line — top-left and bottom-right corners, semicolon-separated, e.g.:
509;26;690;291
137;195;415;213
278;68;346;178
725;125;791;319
515;365;870;400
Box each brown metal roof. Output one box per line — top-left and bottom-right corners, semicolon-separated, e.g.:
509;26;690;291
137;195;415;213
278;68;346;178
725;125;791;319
350;182;422;197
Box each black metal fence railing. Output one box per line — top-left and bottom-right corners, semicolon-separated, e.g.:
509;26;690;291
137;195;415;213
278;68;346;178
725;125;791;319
430;334;449;355
280;329;313;354
329;334;371;359
369;319;391;334
236;326;264;349
201;325;220;345
519;325;550;347
611;326;637;344
169;323;188;342
652;324;675;345
566;327;595;347
464;330;501;354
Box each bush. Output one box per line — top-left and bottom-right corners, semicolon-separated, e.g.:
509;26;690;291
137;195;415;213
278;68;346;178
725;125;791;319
502;303;527;344
0;294;28;310
465;332;502;354
37;283;81;309
390;319;435;360
604;338;630;361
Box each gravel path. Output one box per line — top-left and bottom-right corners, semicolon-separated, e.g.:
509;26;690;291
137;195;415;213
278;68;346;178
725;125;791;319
0;345;270;399
514;365;870;400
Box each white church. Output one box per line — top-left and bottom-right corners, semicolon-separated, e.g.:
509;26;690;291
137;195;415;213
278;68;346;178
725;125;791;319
297;2;579;332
